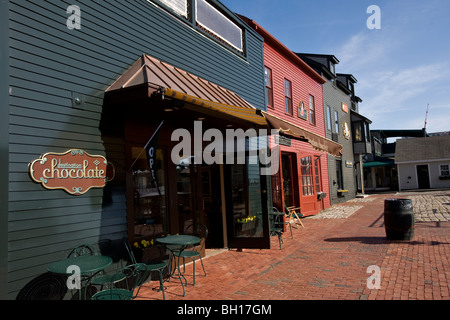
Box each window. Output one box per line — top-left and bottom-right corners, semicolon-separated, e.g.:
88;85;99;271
329;62;335;75
130;147;168;241
155;0;188;17
353;122;363;142
196;0;243;51
309;95;316;125
265;67;273;109
300;156;314;196
440;165;450;177
326;106;332;131
284;79;293;115
314;157;321;193
365;122;371;142
334;110;339;134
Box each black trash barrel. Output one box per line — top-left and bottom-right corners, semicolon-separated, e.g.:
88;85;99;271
384;199;415;240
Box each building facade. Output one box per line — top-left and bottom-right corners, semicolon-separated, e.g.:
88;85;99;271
241;18;343;216
297;54;369;203
2;0;275;299
395;135;450;191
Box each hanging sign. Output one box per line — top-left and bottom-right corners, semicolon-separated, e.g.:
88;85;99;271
29;149;114;196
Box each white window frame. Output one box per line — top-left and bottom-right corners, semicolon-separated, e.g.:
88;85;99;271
195;0;243;52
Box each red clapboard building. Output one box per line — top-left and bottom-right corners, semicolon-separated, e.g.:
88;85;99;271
241;16;343;216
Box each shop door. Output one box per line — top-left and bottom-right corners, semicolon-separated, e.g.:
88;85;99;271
201;165;224;248
224;163;270;249
281;153;299;208
300;156;318;215
417;165;430;189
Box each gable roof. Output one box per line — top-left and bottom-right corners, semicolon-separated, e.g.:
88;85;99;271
395;135;450;163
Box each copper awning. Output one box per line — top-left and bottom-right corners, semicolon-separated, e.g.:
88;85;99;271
106;54;267;126
263;112;343;157
105;54;341;156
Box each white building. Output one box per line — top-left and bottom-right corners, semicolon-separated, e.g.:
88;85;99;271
395;135;450;191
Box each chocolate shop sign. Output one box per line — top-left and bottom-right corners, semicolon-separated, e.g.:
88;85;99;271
29;149;114;196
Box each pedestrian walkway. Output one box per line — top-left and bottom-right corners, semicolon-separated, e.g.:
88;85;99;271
137;191;450;300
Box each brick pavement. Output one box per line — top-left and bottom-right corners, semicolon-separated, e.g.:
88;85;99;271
137;191;450;300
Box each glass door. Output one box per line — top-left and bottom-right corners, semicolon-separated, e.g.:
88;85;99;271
225;160;270;249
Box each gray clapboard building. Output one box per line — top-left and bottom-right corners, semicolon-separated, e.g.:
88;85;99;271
1;0;270;299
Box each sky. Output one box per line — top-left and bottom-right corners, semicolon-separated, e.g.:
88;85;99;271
221;0;450;134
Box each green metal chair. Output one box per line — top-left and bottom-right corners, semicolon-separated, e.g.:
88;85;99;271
123;240;168;300
172;224;208;286
91;263;148;300
67;244;98;258
270;207;286;249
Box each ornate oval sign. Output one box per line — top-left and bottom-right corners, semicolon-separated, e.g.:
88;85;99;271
29;149;114;196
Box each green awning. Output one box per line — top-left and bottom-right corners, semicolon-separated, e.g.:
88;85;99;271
363;160;394;168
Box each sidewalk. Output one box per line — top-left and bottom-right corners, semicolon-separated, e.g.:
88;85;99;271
137;191;450;300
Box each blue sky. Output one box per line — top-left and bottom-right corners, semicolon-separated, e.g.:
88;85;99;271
222;0;450;134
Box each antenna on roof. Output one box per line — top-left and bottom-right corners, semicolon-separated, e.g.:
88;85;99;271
424;103;430;131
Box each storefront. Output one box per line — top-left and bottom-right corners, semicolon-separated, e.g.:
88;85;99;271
2;0;272;299
264;113;342;216
102;54;273;250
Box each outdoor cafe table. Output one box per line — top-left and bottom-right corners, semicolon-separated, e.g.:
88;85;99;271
47;255;113;299
156;234;200;296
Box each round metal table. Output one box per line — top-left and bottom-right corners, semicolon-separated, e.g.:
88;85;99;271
156;235;200;296
48;255;113;299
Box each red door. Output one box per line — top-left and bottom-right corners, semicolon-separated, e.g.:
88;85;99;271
299;155;318;216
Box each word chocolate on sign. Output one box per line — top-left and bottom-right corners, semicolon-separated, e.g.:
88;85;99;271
29;149;114;195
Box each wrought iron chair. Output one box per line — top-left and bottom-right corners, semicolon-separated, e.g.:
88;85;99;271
91;263;148;300
66;244;98;258
270;207;287;249
123;239;168;300
172;224;208;285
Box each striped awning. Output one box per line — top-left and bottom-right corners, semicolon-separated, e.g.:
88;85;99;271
106;54;267;126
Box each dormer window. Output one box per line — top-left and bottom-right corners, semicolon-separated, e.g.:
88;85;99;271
329;62;335;75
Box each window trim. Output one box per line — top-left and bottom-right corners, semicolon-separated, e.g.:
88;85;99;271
309;95;316;125
195;0;244;52
284;78;293;115
326;105;332;131
265;66;274;109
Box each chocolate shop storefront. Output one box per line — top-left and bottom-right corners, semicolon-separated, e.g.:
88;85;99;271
102;54;274;252
1;0;271;299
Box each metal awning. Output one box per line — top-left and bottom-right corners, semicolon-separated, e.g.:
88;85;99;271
263;112;343;157
106;54;267;126
105;54;341;156
363;159;395;168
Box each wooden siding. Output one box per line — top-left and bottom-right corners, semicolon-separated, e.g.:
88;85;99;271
263;42;330;212
322;81;357;204
7;0;265;298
